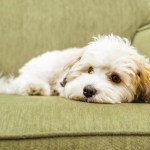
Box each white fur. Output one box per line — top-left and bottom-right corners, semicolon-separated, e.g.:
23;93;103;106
0;35;149;103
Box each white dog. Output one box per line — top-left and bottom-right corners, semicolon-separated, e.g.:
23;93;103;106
0;35;150;103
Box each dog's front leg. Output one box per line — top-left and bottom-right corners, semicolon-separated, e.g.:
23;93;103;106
12;76;51;96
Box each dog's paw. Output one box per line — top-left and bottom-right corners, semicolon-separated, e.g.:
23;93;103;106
26;85;45;96
20;83;51;96
51;89;59;96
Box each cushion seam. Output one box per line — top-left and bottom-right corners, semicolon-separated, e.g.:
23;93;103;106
1;131;150;140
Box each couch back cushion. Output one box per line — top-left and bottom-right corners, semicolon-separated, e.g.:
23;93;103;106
0;0;150;74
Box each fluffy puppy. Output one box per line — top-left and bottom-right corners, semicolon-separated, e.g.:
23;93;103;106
0;35;150;103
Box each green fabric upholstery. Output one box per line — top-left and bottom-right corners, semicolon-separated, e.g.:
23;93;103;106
0;0;150;74
0;95;150;150
1;136;150;150
133;25;150;57
0;0;150;149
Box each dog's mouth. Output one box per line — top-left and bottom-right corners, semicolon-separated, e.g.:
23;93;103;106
69;96;94;103
71;96;84;101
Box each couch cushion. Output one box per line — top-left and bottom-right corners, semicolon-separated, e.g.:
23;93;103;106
0;0;150;74
133;25;150;57
0;95;150;149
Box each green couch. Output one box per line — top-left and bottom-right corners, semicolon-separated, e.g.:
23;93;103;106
0;0;150;149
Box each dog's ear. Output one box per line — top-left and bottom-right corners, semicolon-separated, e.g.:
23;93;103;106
137;65;150;102
60;50;84;87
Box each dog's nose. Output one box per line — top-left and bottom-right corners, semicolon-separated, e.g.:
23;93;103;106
83;85;97;98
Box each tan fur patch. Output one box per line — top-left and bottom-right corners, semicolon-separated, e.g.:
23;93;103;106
71;96;84;101
26;85;45;96
139;65;150;101
65;64;91;83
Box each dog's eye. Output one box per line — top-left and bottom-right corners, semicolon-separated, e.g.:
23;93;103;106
110;74;121;83
88;66;94;74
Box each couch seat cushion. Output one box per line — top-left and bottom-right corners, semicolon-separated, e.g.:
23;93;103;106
0;95;150;149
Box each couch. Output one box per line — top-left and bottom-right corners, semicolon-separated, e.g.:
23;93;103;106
0;0;150;149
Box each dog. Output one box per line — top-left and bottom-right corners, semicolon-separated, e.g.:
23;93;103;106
0;34;150;103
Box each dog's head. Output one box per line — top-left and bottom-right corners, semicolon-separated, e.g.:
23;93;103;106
60;35;150;103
